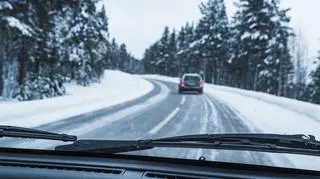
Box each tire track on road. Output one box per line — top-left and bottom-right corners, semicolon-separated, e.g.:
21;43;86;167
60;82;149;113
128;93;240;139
205;94;278;166
39;80;163;133
0;80;169;149
82;80;180;141
181;94;219;161
191;95;210;161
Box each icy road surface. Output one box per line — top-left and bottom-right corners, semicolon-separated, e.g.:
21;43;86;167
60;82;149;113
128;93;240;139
1;73;320;171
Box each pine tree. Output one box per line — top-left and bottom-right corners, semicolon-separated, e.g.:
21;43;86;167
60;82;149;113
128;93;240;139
183;22;196;73
232;0;269;90
0;0;133;100
64;1;108;86
176;26;187;76
168;29;177;76
157;26;170;75
195;0;230;84
231;0;293;95
289;28;308;99
1;0;37;99
143;42;160;74
176;23;194;75
257;0;294;96
96;5;110;71
119;43;129;71
109;38;120;69
308;55;320;104
272;0;294;97
0;1;13;96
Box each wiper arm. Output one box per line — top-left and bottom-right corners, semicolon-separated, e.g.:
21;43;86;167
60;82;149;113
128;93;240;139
0;125;77;142
55;133;320;157
157;133;320;153
157;133;320;148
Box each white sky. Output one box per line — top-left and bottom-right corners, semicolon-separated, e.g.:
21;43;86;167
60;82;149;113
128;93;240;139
103;0;320;62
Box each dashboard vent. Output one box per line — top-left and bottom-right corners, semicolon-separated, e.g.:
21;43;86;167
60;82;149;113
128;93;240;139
0;162;123;175
144;172;213;179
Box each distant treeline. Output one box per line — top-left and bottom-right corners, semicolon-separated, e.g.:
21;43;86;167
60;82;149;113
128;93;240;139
142;0;320;104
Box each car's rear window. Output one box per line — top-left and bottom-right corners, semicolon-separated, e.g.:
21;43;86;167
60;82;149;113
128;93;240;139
184;76;201;82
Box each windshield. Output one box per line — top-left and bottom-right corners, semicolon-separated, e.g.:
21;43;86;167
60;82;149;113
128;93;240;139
184;76;201;83
1;0;320;171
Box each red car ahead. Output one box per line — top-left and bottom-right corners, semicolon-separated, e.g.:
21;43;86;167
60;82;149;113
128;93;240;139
178;73;204;94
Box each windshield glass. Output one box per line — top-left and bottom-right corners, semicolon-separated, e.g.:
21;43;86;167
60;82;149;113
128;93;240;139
184;76;201;83
1;0;320;171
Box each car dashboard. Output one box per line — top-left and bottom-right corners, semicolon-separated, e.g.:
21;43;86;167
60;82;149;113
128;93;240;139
0;148;319;179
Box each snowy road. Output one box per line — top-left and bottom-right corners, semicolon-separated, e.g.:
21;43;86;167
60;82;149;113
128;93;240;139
0;79;294;168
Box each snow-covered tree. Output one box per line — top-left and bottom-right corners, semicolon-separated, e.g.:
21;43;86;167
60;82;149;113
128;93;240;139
231;0;272;90
167;30;178;76
176;26;187;76
308;54;320;104
108;38;120;69
1;0;36;98
289;28;308;99
119;43;129;71
143;42;161;74
157;26;170;75
175;23;194;75
231;0;293;95
195;0;230;84
0;0;135;100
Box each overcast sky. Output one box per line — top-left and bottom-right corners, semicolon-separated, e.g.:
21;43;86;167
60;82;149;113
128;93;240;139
102;0;320;63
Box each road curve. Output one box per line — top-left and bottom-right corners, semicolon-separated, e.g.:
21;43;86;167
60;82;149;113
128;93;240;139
0;79;293;168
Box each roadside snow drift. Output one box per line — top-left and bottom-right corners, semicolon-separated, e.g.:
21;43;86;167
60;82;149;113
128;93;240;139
205;84;320;170
210;85;320;122
144;74;320;170
205;85;320;136
0;70;153;128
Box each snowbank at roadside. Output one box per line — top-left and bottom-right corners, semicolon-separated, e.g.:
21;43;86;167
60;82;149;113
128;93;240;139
0;70;153;128
205;85;320;171
204;84;320;136
143;74;179;84
144;74;320;170
211;85;320;122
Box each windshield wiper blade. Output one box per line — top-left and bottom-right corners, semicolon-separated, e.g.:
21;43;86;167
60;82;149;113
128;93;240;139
55;133;320;157
157;133;320;147
56;140;153;153
0;125;77;142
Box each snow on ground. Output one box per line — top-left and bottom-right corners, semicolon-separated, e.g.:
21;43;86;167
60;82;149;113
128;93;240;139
0;70;153;128
211;85;320;122
206;86;320;136
206;85;320;171
142;74;179;83
144;74;320;170
144;74;320;136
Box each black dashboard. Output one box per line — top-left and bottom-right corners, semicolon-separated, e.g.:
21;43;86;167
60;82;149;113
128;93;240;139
0;148;319;179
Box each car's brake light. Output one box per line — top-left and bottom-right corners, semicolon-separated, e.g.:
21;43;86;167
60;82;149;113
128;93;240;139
180;81;185;87
200;81;204;87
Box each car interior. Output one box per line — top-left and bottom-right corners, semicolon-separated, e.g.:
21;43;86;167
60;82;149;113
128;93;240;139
0;148;319;179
